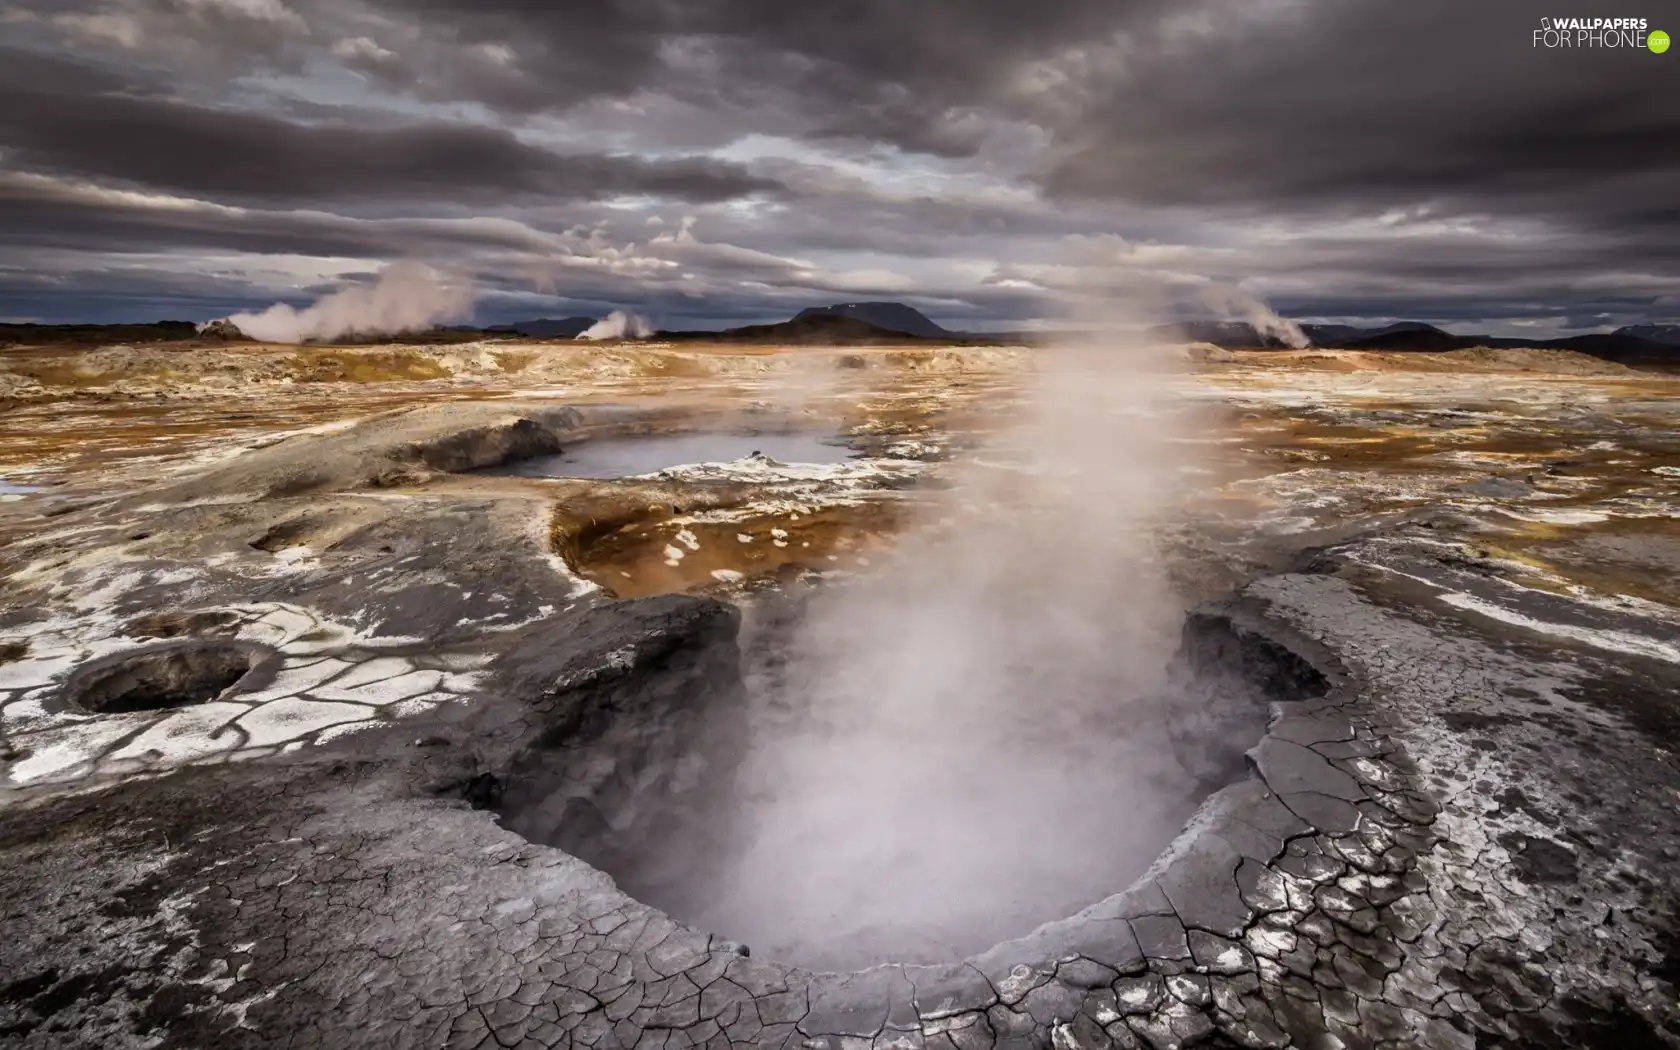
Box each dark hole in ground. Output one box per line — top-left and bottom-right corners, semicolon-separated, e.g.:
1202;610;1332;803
62;640;272;714
493;597;1326;971
484;430;858;480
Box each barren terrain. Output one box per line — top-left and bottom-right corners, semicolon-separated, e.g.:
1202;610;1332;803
1;336;1677;1050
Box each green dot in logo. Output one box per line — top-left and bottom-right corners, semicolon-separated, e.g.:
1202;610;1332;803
1651;29;1671;53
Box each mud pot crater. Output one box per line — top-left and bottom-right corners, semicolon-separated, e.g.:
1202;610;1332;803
491;597;1326;972
60;638;277;715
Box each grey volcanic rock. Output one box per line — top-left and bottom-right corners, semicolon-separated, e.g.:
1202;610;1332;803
1;404;1678;1050
3;549;1676;1050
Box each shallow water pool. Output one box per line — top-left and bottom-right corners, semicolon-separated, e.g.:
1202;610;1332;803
491;431;857;479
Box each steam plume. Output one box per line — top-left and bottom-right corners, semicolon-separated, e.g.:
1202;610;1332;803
221;261;474;344
634;295;1247;970
1063;237;1309;348
1197;284;1309;347
576;310;653;341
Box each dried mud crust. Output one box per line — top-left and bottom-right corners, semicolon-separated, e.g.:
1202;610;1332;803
1;383;1678;1050
3;548;1674;1050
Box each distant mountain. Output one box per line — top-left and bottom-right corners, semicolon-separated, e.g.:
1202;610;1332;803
1613;324;1680;346
663;312;939;345
1525;332;1678;365
1182;319;1444;347
1339;326;1464;352
1338;328;1677;365
5;314;1674;365
1144;320;1445;347
1145;321;1303;348
484;317;597;338
1372;321;1447;335
1297;323;1364;343
0;321;199;346
792;302;955;339
1140;318;1677;366
1164;320;1449;347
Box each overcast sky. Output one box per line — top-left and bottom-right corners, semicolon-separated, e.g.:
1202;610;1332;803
1;0;1675;334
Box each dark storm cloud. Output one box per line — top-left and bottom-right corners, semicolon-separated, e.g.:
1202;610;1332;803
0;263;308;323
367;0;1162;123
0;80;780;206
2;0;1676;329
1035;1;1680;229
317;0;1680;230
0;178;566;259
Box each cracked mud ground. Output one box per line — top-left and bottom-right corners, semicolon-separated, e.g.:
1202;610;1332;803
2;341;1679;1050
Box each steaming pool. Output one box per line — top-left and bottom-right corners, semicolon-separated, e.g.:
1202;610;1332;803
486;430;859;479
493;597;1325;972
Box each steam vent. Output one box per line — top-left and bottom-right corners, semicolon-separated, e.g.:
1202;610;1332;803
4;361;1680;1050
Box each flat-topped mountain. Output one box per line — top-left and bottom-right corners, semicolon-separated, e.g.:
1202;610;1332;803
663;311;941;345
791;302;956;339
480;318;598;338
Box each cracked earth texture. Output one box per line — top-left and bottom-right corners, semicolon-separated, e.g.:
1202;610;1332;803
1;342;1677;1050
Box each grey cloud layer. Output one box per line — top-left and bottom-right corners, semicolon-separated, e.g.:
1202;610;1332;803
0;0;1674;329
1037;1;1680;233
0;50;780;205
